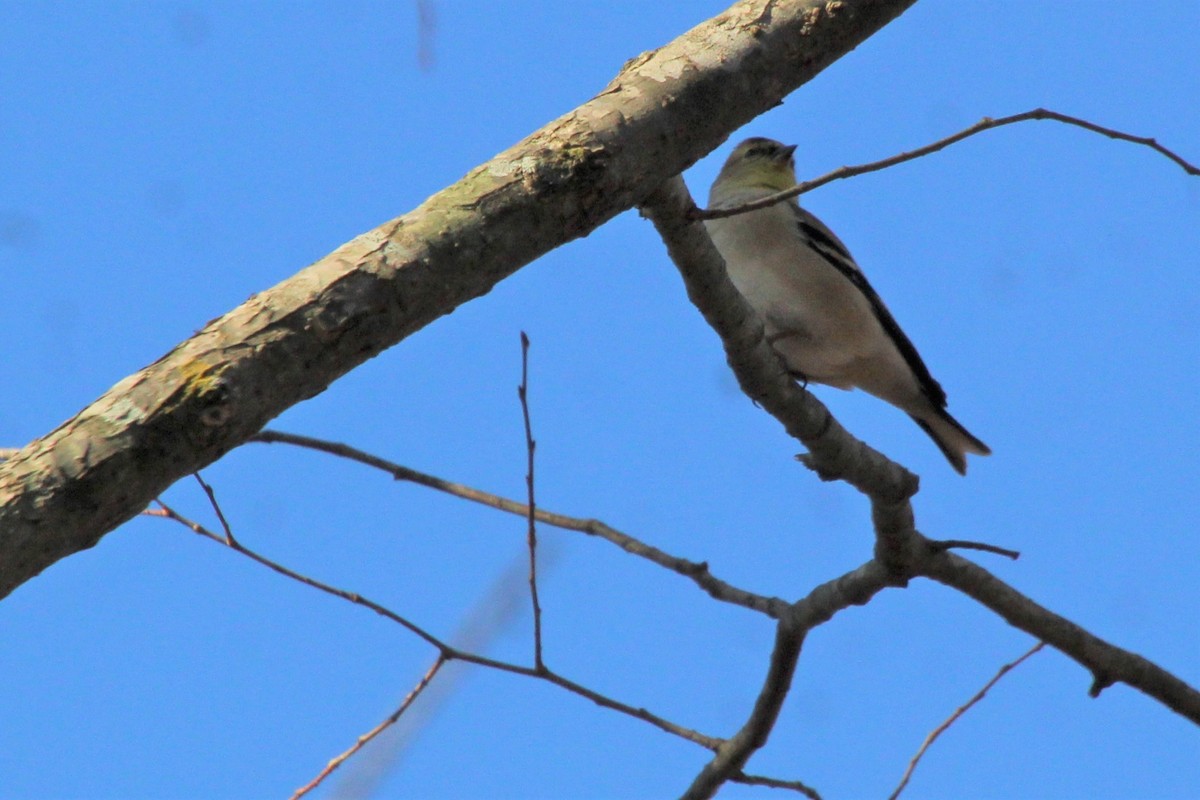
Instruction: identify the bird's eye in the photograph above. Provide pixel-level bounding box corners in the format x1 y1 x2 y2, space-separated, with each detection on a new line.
745 143 777 159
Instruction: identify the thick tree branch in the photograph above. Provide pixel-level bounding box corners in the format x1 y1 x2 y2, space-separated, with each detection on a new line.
0 0 918 600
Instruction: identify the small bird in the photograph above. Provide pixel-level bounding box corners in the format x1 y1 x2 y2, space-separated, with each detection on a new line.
705 137 990 474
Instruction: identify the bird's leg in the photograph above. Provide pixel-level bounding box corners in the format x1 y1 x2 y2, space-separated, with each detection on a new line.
765 330 809 388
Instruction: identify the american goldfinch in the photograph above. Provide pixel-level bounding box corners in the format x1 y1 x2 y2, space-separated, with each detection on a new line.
705 137 990 474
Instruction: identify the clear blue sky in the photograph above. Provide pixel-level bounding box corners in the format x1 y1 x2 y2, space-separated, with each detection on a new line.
2 2 1197 798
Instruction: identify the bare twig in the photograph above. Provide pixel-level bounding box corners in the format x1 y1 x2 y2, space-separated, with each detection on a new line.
192 473 238 545
148 500 451 652
733 772 822 799
291 655 447 800
888 642 1045 800
249 430 787 618
332 546 561 797
517 331 545 670
146 498 721 750
927 538 1020 560
696 108 1200 220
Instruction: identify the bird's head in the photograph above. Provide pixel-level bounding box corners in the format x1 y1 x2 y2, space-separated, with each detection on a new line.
713 137 798 194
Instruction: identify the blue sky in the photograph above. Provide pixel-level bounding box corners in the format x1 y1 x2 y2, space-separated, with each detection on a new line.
2 2 1198 798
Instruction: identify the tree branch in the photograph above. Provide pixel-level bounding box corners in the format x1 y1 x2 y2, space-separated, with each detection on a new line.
517 332 545 670
919 550 1200 725
638 176 921 557
639 171 1200 794
291 654 448 800
249 429 789 617
682 560 893 799
888 642 1045 800
732 772 822 799
0 0 918 601
696 108 1200 220
149 498 724 751
681 617 807 800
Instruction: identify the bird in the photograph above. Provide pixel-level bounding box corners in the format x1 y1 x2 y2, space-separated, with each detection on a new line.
704 136 990 474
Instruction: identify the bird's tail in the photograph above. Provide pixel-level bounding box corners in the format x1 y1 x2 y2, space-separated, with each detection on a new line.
910 408 991 475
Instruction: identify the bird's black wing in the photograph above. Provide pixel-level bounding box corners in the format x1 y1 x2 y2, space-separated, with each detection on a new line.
793 205 948 408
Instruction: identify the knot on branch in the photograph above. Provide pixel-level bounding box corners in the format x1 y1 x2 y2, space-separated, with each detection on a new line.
1089 672 1116 698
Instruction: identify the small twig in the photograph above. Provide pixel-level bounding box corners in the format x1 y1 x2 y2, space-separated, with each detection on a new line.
331 547 561 796
146 498 721 751
927 538 1020 561
538 669 721 750
695 108 1199 220
149 499 451 652
249 430 786 617
291 655 447 800
518 331 544 670
733 772 822 799
889 642 1045 800
192 472 238 545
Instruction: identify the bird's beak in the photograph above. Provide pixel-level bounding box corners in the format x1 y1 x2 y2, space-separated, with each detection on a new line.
779 144 798 162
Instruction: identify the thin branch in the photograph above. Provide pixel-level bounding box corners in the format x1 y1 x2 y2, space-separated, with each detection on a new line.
681 561 894 800
331 546 562 796
145 499 722 750
696 108 1200 220
148 500 451 653
888 642 1045 800
927 538 1020 561
291 654 447 800
192 472 237 545
681 616 807 800
539 669 721 750
919 550 1200 725
249 430 788 618
787 559 894 630
517 331 544 670
732 772 822 799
